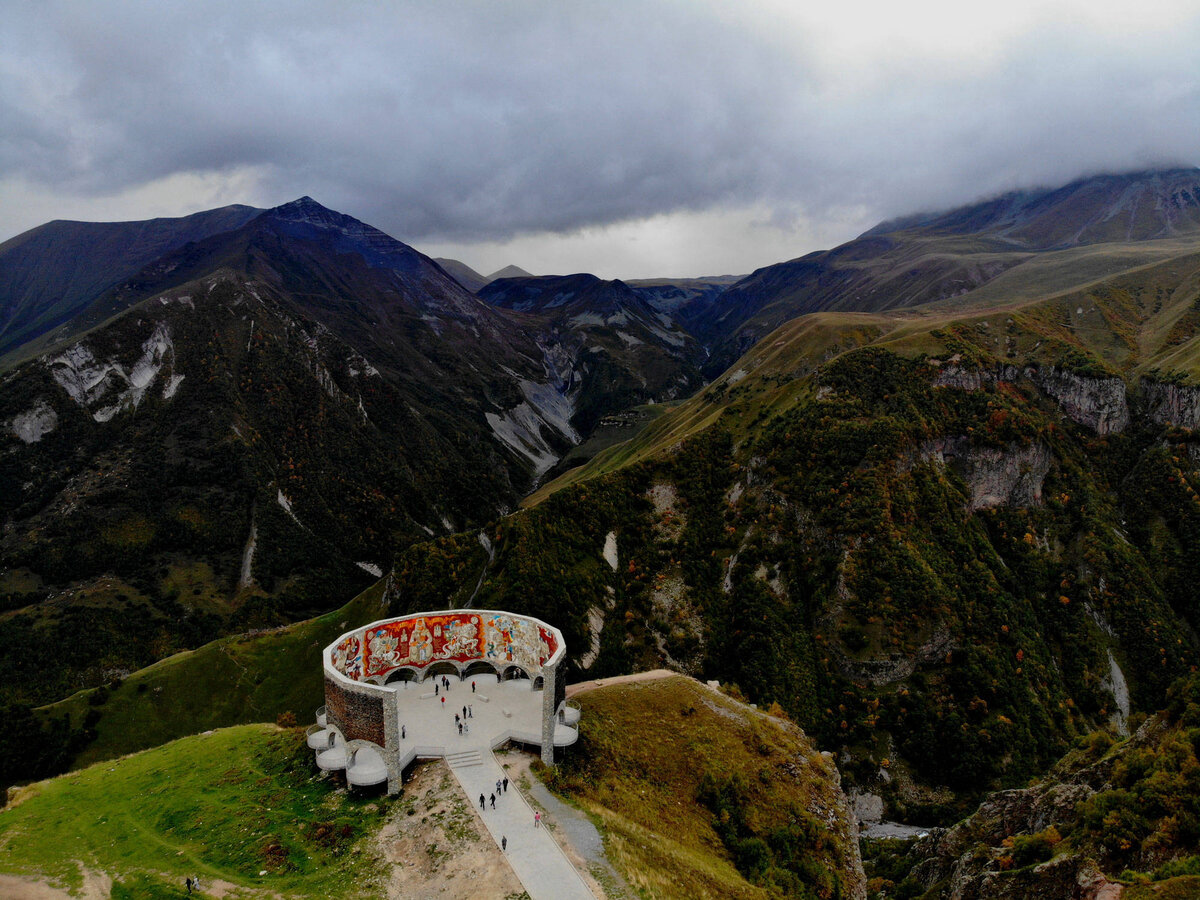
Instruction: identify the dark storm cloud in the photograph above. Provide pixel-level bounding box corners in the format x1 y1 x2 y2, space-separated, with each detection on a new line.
2 1 1198 245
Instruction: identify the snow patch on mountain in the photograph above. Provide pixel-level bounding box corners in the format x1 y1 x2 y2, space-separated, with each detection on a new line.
6 399 57 443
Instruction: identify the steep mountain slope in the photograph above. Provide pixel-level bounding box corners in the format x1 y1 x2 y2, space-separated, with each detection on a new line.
0 199 588 707
697 168 1200 375
880 675 1200 898
384 241 1200 825
480 273 706 434
0 204 262 364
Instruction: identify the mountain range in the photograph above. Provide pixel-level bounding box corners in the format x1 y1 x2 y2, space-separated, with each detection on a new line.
3 166 1200 897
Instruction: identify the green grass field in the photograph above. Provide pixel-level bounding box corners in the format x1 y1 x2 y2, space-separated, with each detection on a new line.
42 580 388 769
0 724 395 898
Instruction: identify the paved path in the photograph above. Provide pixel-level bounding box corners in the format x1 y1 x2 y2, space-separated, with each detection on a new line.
390 674 594 900
446 747 595 900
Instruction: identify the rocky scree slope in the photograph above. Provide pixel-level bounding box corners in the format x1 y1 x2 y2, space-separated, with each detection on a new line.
480 272 707 435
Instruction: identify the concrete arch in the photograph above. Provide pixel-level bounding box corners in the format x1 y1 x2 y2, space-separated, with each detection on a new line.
463 660 500 679
384 667 420 685
501 664 531 683
532 675 545 691
343 738 394 789
424 661 461 682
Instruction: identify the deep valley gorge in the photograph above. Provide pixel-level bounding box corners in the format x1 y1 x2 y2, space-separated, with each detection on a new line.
3 168 1200 899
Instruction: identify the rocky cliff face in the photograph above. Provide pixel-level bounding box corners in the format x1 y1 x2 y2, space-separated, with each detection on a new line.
920 437 1052 511
932 361 1132 434
1141 378 1200 429
1030 367 1130 435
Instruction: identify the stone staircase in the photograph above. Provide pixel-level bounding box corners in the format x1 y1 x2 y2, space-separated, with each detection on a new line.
445 749 483 769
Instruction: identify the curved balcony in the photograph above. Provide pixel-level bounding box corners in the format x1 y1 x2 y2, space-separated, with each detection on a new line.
306 723 335 750
316 733 347 771
559 700 581 726
346 746 388 786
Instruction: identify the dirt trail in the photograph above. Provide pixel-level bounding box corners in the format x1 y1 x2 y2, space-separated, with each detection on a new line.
565 668 675 699
374 759 523 900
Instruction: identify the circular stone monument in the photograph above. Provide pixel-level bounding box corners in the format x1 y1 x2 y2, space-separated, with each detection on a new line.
312 609 575 793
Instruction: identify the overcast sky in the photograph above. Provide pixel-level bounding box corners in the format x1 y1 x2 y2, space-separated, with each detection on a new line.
2 1 1198 278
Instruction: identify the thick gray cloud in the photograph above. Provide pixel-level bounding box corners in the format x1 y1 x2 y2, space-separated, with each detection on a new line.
1 1 1198 274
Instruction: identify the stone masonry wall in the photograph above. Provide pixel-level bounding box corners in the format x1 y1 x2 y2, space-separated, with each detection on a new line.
324 674 386 747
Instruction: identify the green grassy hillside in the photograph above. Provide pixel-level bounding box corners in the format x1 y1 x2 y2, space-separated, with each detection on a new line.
0 724 395 898
0 580 387 793
545 676 863 900
1 676 863 900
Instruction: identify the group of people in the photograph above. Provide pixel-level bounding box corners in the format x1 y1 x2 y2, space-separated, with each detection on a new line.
479 776 510 811
454 703 475 735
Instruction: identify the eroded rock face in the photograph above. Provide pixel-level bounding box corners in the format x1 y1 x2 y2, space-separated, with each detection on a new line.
1028 367 1130 435
1141 379 1200 429
921 438 1052 511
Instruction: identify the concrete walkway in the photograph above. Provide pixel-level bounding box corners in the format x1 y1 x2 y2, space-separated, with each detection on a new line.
447 747 595 900
390 674 594 900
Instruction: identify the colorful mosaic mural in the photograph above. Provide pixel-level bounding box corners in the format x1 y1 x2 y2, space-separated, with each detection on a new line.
330 613 560 681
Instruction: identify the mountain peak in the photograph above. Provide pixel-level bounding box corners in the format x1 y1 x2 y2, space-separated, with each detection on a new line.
265 196 349 228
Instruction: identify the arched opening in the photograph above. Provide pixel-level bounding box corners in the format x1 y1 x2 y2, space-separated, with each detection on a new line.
502 665 530 683
344 739 391 791
424 661 460 682
463 660 499 680
384 668 418 685
532 675 545 691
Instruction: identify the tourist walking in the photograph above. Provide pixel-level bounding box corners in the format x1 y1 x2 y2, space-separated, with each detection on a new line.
471 681 476 693
441 696 446 707
462 705 467 719
503 776 509 793
455 713 460 724
490 793 496 809
457 721 462 735
496 779 502 794
435 683 439 696
534 811 541 827
468 705 473 717
185 876 192 894
480 793 485 809
502 835 507 851
401 724 406 739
